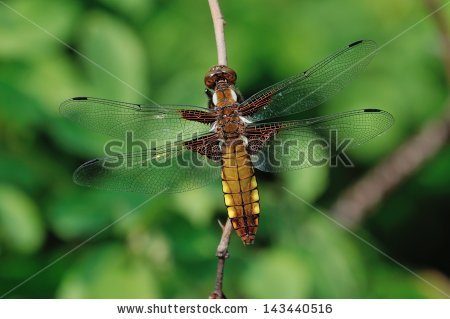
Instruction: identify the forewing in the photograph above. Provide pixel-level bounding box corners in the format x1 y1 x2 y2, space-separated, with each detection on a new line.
246 109 394 172
74 133 222 194
60 97 216 143
240 40 377 121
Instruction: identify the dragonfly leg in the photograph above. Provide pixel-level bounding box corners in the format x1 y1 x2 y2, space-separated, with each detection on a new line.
218 139 226 151
239 135 249 147
210 121 218 132
239 116 252 124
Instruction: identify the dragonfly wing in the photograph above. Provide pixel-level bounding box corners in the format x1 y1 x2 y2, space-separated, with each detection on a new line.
60 97 216 143
74 133 222 194
240 40 377 122
246 109 394 172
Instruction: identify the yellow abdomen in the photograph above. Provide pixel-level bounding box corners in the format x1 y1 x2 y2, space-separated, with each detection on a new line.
221 140 260 245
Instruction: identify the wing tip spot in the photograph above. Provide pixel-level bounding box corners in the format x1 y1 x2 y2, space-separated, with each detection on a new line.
349 40 364 47
72 96 88 101
364 108 381 113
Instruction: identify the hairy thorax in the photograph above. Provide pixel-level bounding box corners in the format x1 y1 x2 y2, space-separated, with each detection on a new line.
215 104 245 141
212 84 246 141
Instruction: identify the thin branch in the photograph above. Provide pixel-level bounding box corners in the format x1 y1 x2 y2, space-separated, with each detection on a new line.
208 0 228 65
331 0 450 226
332 111 450 226
210 219 233 299
207 0 232 299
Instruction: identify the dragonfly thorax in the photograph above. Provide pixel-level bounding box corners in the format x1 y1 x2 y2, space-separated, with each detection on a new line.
212 85 238 107
209 77 246 140
214 104 246 140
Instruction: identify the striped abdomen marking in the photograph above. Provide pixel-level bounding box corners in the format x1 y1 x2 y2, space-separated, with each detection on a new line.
221 140 260 245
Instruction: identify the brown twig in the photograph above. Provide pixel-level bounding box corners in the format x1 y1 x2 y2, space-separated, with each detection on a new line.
332 112 450 226
208 0 228 65
210 219 233 299
331 0 450 226
207 0 233 299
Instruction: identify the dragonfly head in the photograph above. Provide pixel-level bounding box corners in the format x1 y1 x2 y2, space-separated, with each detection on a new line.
204 65 237 89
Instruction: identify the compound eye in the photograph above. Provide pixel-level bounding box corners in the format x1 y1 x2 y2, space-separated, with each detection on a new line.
204 65 237 88
224 69 237 84
204 73 216 89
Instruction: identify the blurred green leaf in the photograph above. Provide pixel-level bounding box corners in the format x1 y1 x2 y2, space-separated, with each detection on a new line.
57 244 160 298
79 11 149 102
0 155 40 192
240 249 312 298
0 185 45 254
369 266 450 298
0 78 47 128
98 0 155 22
47 190 147 240
283 167 328 203
0 0 81 60
301 214 366 297
417 147 450 194
173 186 222 228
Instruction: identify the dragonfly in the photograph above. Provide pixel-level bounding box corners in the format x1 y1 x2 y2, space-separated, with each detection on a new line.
61 40 393 245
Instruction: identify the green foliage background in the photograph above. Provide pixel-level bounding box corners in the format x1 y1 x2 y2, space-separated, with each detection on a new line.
0 0 449 298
